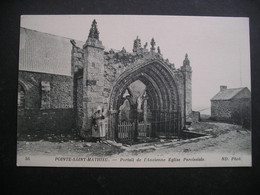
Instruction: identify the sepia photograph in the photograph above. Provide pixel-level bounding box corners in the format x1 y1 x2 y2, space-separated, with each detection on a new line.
17 15 251 167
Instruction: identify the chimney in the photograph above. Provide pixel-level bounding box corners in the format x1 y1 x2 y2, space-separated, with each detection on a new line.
220 85 227 92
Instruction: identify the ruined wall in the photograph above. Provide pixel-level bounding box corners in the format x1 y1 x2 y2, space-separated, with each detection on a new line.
103 49 188 133
72 46 191 136
71 27 191 138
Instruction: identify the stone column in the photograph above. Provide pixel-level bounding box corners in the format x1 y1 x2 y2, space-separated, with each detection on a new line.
109 110 118 140
81 32 105 137
181 54 192 121
143 99 150 137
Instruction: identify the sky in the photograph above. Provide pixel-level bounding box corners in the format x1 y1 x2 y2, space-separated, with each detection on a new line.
20 15 251 113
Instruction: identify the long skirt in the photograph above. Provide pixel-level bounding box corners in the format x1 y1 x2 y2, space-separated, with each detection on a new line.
92 120 106 138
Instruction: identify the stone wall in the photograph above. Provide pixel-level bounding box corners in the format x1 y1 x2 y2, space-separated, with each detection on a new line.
18 71 74 135
103 50 187 136
82 38 105 133
71 45 85 75
211 98 251 127
19 71 73 109
71 33 191 138
230 98 251 128
17 108 74 136
76 77 83 129
211 100 232 120
189 111 200 123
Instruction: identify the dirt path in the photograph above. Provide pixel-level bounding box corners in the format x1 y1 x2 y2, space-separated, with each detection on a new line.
109 122 251 157
17 122 251 157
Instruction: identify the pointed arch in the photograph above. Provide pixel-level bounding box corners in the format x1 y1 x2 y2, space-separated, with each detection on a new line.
108 59 182 140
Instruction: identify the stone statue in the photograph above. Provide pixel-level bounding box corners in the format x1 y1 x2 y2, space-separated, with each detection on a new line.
157 46 161 54
150 38 156 51
121 47 126 53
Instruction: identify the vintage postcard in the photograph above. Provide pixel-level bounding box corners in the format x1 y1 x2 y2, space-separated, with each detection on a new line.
17 15 251 167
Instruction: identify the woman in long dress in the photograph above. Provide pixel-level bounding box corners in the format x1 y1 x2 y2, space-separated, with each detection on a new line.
92 106 106 143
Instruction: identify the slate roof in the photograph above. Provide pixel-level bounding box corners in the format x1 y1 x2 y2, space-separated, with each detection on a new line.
19 27 84 76
211 87 248 101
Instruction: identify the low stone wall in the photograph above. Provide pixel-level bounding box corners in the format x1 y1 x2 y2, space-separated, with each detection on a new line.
189 111 200 123
17 108 74 136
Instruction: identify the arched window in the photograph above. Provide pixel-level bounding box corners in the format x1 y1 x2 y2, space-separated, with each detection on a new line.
18 84 25 109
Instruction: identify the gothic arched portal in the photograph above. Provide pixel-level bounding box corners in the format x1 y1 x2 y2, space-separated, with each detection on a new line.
72 20 192 141
108 59 182 141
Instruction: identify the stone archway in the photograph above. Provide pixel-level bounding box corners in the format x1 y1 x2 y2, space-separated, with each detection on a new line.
71 20 192 140
108 59 181 141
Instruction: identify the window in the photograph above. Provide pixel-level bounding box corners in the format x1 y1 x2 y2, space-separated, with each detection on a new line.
41 81 51 109
18 84 25 109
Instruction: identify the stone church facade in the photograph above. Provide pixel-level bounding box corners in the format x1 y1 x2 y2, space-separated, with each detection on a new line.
18 20 193 141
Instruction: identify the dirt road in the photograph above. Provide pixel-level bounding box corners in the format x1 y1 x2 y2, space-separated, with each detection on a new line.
17 122 251 158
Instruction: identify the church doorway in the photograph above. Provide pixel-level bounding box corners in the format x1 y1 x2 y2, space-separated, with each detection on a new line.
108 60 181 142
116 80 152 142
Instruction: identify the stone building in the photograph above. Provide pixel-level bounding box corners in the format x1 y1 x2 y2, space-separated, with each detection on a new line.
17 28 84 136
18 20 193 141
210 86 251 127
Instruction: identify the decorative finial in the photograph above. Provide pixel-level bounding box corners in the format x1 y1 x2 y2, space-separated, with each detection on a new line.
109 49 115 54
150 38 156 51
121 47 126 53
88 19 99 40
157 46 161 54
144 42 148 49
183 53 190 66
133 36 142 52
